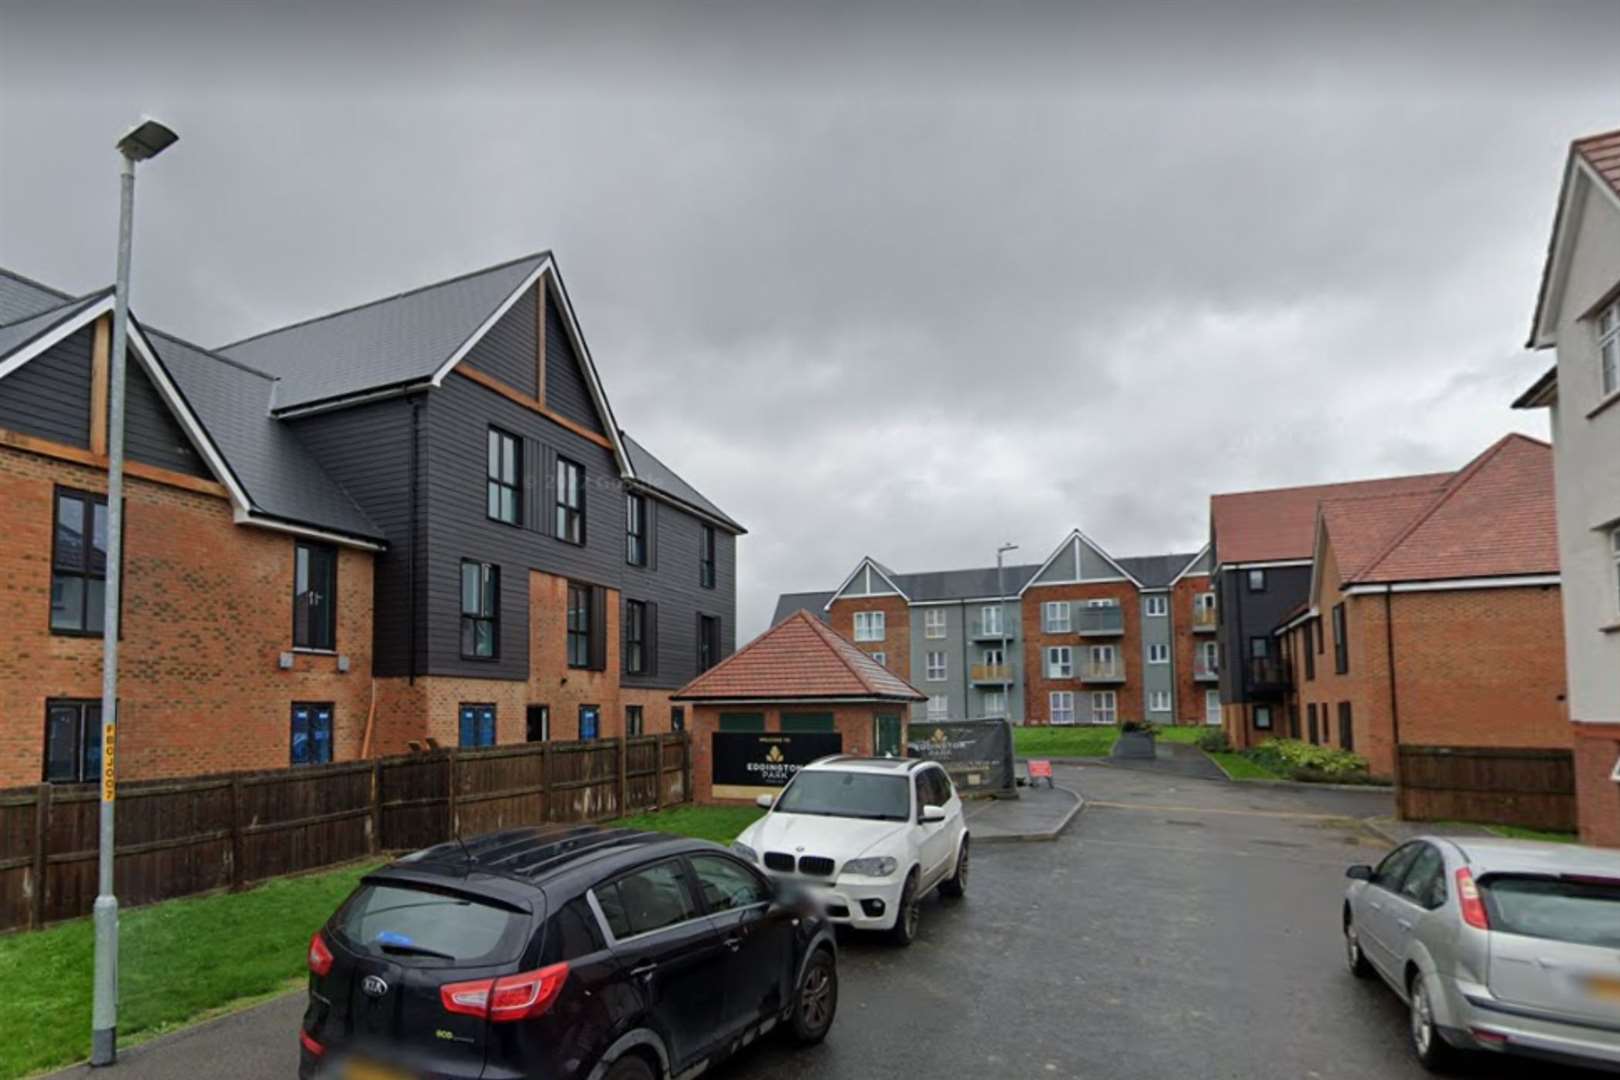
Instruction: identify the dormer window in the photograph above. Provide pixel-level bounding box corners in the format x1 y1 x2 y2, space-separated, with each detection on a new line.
1601 300 1620 398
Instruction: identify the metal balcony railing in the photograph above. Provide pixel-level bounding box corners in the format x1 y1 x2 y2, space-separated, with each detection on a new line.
1075 606 1125 636
1194 656 1219 682
969 617 1014 641
1191 605 1218 632
969 663 1012 685
1080 657 1127 683
1247 657 1291 696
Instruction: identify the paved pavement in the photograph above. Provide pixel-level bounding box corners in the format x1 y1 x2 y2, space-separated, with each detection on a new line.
1100 737 1229 781
49 765 1595 1080
963 782 1082 842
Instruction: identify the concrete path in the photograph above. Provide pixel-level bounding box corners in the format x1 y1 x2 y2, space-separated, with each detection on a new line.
1101 738 1228 781
961 782 1081 842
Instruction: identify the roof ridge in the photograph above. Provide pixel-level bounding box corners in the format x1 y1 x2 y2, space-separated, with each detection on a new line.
681 609 807 688
802 612 886 693
216 250 550 352
1212 469 1452 501
143 324 279 382
0 266 74 303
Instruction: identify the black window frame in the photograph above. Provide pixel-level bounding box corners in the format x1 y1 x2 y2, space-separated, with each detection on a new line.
626 492 647 567
626 704 644 736
699 524 716 589
43 698 102 783
625 598 647 675
1254 705 1273 730
1332 603 1348 674
671 706 685 733
567 582 592 669
554 456 586 546
460 560 500 660
526 704 550 743
290 702 334 766
1307 702 1319 744
50 486 110 637
293 540 339 652
1304 621 1316 680
697 613 721 673
1338 700 1354 751
486 427 522 526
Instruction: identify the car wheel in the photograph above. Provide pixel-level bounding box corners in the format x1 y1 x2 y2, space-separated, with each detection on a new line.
788 948 838 1045
1409 974 1460 1073
939 838 969 899
1343 917 1372 978
885 871 920 947
602 1053 656 1080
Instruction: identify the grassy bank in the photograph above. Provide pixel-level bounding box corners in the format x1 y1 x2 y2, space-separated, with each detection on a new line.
1208 751 1283 780
613 804 764 845
1012 725 1120 758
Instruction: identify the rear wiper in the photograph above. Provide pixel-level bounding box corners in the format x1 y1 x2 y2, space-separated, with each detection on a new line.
378 942 455 960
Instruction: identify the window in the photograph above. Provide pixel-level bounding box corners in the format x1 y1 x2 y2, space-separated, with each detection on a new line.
926 651 947 681
579 704 600 740
1149 690 1171 713
1254 705 1273 730
924 608 947 639
567 583 592 668
697 614 721 673
1399 845 1448 910
458 703 497 748
526 705 549 742
460 561 499 659
294 541 338 651
1194 591 1216 622
554 456 585 544
626 705 644 736
1144 594 1168 617
1249 636 1269 659
982 689 1006 717
671 706 685 733
1304 621 1316 680
982 646 1005 669
1046 646 1073 678
980 604 1003 636
1338 701 1354 751
625 599 647 674
1148 643 1169 665
1199 640 1219 674
1611 528 1620 616
1332 603 1348 674
594 860 697 939
1050 691 1075 724
871 651 886 667
51 488 108 635
1307 703 1319 744
486 428 521 525
1043 601 1071 633
699 524 716 588
1247 568 1266 592
689 854 769 912
853 611 886 641
625 492 647 566
1288 704 1300 738
927 695 949 720
43 700 101 783
1372 843 1422 890
1091 691 1117 725
1601 299 1620 399
290 703 333 765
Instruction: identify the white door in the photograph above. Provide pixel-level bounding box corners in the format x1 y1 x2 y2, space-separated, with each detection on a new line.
1204 690 1221 726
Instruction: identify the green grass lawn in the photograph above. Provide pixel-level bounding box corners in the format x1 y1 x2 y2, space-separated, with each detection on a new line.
613 804 764 845
1152 725 1205 745
1012 725 1119 758
1208 751 1284 781
1484 823 1579 843
0 859 382 1079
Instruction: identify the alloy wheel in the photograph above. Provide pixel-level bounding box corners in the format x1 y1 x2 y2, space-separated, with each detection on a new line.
801 963 833 1029
1411 982 1434 1057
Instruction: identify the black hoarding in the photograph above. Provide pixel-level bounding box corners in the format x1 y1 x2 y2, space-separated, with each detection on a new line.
712 731 843 799
907 719 1016 796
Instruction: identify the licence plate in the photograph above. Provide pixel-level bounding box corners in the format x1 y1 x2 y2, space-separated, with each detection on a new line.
1587 976 1620 1004
344 1062 409 1080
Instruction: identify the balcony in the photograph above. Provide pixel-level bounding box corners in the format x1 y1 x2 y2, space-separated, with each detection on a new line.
1193 657 1219 682
1080 657 1127 683
1075 606 1125 637
1247 657 1291 697
969 617 1014 642
1191 606 1218 633
970 663 1012 686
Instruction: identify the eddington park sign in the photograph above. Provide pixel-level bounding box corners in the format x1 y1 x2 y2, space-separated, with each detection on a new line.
711 731 843 800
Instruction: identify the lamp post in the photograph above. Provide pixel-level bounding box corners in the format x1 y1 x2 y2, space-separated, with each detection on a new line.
995 542 1018 719
91 117 178 1068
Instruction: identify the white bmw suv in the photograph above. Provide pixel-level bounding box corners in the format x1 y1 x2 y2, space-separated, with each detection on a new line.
732 756 969 945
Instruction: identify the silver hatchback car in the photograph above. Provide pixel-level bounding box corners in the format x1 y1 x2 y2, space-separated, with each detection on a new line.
1343 835 1620 1073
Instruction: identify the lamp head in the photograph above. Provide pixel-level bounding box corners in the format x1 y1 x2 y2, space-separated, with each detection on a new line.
117 119 179 162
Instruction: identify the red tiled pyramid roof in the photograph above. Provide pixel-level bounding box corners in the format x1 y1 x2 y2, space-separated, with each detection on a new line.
1575 128 1620 202
1211 471 1452 565
672 610 927 703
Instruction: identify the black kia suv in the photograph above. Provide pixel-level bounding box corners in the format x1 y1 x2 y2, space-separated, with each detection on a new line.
298 825 838 1080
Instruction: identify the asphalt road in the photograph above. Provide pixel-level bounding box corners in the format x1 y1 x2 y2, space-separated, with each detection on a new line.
53 764 1600 1080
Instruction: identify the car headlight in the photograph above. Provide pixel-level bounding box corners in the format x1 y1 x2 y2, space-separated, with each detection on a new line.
731 841 759 864
841 856 898 878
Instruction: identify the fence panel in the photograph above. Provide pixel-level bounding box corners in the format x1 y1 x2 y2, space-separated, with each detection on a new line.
1397 746 1576 831
548 742 621 823
453 746 547 837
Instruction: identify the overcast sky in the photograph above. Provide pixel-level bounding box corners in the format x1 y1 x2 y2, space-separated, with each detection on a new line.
2 1 1615 638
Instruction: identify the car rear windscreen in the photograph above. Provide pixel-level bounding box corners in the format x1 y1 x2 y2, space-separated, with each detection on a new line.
775 771 910 821
337 883 531 965
1484 876 1620 948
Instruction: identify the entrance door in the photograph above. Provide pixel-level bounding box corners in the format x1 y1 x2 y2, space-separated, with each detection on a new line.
874 713 902 757
1204 690 1221 726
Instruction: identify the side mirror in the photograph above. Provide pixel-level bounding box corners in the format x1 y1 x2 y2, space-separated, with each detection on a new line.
755 794 776 810
1345 864 1373 881
921 804 946 823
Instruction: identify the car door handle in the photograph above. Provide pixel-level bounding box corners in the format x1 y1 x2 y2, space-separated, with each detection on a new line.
1397 919 1413 931
723 937 742 952
629 963 658 979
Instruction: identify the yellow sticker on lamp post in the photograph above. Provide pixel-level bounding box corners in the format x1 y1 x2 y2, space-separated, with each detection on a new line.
102 725 116 802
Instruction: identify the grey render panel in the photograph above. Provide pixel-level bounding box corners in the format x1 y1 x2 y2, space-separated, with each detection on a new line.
218 253 548 410
1032 542 1078 584
1216 563 1310 703
544 294 603 435
622 433 744 533
1182 548 1213 576
1078 536 1124 580
0 269 73 324
910 604 968 724
0 324 93 447
123 353 210 478
1140 593 1175 717
464 282 539 399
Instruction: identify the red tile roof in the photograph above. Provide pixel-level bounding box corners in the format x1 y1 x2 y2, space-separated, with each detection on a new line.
1211 471 1452 565
1575 129 1620 201
1339 434 1557 585
1319 490 1443 583
672 610 928 703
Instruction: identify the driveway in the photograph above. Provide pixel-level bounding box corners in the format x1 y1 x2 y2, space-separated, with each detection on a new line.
54 766 1594 1080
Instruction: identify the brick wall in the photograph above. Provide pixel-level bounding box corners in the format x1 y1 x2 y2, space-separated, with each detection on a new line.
1171 573 1214 726
827 594 912 681
0 444 374 786
1572 722 1620 848
1022 581 1141 725
688 703 894 804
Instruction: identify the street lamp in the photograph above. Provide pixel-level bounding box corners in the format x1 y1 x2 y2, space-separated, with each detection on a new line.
91 116 178 1069
995 543 1018 720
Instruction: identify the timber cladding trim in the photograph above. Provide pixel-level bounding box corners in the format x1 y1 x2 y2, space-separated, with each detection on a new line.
0 424 229 499
454 366 614 451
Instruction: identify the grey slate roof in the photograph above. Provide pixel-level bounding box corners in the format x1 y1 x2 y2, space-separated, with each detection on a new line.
772 591 832 625
0 291 107 362
1115 552 1204 588
622 432 745 534
219 252 550 411
145 328 384 542
0 269 73 325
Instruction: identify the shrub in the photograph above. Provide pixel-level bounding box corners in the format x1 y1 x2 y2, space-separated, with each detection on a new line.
1119 719 1157 735
1245 738 1369 781
1196 729 1232 753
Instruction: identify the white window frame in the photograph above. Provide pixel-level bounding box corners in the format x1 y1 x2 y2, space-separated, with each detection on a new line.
1087 598 1118 608
926 650 948 682
1144 594 1168 617
1601 300 1620 399
853 610 885 642
1089 644 1117 666
982 688 1006 718
1043 601 1071 633
981 646 1005 668
1050 691 1075 725
980 604 1002 636
1091 690 1117 725
1148 643 1170 665
1046 645 1073 678
927 694 949 720
871 651 886 667
1149 690 1171 713
1200 640 1219 671
924 608 947 639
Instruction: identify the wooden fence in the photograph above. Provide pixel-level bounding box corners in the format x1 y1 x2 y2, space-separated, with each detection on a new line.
0 734 690 935
1397 746 1576 831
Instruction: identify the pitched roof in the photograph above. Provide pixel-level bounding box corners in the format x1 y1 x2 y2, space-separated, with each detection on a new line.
673 610 927 703
0 291 109 366
1116 552 1205 589
1337 434 1557 585
1575 128 1620 202
0 268 73 324
1318 490 1441 584
772 591 832 625
622 432 745 534
218 252 550 411
1528 127 1620 348
1211 470 1453 565
891 563 1043 602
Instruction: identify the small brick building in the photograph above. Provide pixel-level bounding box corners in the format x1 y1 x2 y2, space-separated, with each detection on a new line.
673 611 926 803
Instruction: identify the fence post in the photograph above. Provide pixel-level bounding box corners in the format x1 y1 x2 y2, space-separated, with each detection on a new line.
683 733 693 805
652 735 663 813
369 759 382 855
617 737 629 819
229 776 245 890
447 749 459 841
541 742 554 824
30 783 50 930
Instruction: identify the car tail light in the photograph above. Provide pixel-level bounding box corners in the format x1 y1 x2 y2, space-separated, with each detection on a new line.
441 963 570 1022
1456 868 1489 929
1470 1028 1508 1047
299 1029 325 1057
307 931 334 977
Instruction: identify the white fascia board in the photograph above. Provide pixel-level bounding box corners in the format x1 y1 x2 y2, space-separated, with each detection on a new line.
1273 607 1318 636
824 557 910 610
1166 544 1212 587
1219 559 1315 571
127 325 255 513
1532 156 1620 349
1342 575 1560 596
1019 531 1080 597
0 294 114 381
1022 576 1130 591
273 382 424 419
671 696 923 706
232 507 385 551
1075 527 1143 587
